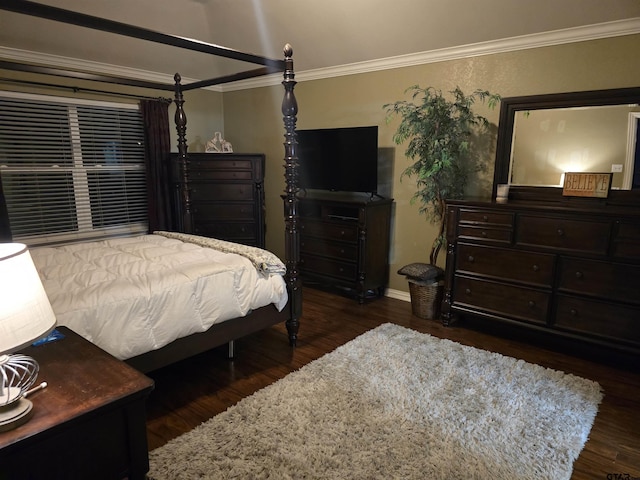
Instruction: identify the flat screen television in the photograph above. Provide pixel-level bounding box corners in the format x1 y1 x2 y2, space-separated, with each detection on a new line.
297 126 378 193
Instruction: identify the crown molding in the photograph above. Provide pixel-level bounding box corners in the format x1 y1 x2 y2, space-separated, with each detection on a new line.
223 17 640 91
2 18 638 93
0 46 222 92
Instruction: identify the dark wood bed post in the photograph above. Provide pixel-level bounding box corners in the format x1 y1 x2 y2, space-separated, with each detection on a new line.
282 44 301 347
174 73 193 234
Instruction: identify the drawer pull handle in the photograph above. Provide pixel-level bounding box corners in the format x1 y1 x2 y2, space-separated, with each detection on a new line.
482 215 488 221
557 228 564 236
340 249 345 254
481 231 487 237
532 264 539 272
570 309 578 316
528 301 536 308
340 231 345 236
468 255 474 262
575 271 583 279
465 288 471 295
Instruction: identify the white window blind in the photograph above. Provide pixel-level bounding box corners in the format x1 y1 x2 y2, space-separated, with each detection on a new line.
0 92 148 246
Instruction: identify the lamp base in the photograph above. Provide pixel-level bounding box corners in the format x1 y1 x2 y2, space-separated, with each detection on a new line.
0 397 33 432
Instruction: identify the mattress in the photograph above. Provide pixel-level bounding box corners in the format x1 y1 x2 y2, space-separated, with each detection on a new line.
31 234 288 360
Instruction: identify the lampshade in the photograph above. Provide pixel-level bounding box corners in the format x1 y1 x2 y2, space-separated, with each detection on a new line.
0 243 56 354
0 243 56 430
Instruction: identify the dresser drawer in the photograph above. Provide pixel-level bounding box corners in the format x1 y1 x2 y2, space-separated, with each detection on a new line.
191 184 255 202
459 209 514 227
558 257 640 304
301 236 358 261
300 220 359 243
555 294 640 347
453 275 550 325
190 169 254 181
456 243 555 287
458 226 512 244
192 203 255 220
515 215 610 255
193 222 256 239
301 255 357 281
191 159 255 172
612 222 640 260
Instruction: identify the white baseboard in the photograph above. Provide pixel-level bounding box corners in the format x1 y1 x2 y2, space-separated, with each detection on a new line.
384 287 411 303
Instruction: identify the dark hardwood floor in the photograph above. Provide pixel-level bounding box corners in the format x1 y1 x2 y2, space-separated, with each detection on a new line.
145 287 640 479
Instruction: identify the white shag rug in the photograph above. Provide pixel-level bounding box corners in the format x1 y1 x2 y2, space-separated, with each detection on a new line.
148 323 603 480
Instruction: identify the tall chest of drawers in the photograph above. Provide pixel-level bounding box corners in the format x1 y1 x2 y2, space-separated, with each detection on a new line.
298 195 393 303
172 153 265 247
442 199 640 356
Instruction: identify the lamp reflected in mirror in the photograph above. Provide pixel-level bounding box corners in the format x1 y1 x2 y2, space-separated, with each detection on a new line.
509 104 639 190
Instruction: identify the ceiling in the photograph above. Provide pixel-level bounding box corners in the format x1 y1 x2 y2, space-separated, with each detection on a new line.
1 0 640 83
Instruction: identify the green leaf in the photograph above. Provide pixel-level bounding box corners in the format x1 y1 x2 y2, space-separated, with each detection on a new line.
384 85 500 264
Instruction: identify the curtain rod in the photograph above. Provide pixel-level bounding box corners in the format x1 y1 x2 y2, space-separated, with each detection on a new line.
0 77 173 103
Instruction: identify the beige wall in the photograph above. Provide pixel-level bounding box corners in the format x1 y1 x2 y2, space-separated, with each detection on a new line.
223 34 640 294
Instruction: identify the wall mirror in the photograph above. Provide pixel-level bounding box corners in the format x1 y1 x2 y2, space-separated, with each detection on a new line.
493 87 640 205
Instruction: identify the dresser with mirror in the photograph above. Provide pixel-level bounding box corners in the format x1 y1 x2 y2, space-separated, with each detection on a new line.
442 87 640 360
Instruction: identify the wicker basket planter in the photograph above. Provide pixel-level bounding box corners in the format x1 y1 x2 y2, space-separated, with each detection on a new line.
408 279 444 320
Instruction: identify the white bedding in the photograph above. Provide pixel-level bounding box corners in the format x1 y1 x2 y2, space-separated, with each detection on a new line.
31 234 288 360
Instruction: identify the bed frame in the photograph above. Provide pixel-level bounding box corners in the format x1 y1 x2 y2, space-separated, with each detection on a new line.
0 0 302 373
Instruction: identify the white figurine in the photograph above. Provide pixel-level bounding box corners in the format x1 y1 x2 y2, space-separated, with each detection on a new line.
221 139 233 152
205 132 232 153
205 132 222 152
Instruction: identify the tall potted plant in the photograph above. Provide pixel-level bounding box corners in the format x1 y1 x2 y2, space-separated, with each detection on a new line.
385 85 500 317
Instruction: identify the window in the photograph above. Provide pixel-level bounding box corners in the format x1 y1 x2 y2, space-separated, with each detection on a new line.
0 92 148 246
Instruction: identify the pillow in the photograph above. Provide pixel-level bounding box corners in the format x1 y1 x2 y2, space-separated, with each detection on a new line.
397 262 444 281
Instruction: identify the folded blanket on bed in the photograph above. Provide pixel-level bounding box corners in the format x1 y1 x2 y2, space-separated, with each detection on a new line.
154 231 287 275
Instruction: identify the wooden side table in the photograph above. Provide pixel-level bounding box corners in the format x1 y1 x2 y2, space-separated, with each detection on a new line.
0 327 154 480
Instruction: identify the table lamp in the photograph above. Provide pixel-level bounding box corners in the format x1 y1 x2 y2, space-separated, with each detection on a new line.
0 243 57 431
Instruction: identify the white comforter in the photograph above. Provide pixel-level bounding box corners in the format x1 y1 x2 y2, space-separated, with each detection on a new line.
31 234 288 360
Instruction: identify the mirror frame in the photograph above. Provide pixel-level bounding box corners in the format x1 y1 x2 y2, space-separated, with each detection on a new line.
492 86 640 206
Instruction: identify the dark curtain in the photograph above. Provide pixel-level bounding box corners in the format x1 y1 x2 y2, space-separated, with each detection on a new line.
141 99 174 232
0 172 12 242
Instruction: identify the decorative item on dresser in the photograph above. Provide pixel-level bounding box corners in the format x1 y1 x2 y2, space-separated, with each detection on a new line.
298 194 393 303
442 87 640 361
171 153 266 248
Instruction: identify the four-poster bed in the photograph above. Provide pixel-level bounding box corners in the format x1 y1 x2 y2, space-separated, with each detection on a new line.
0 0 302 373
